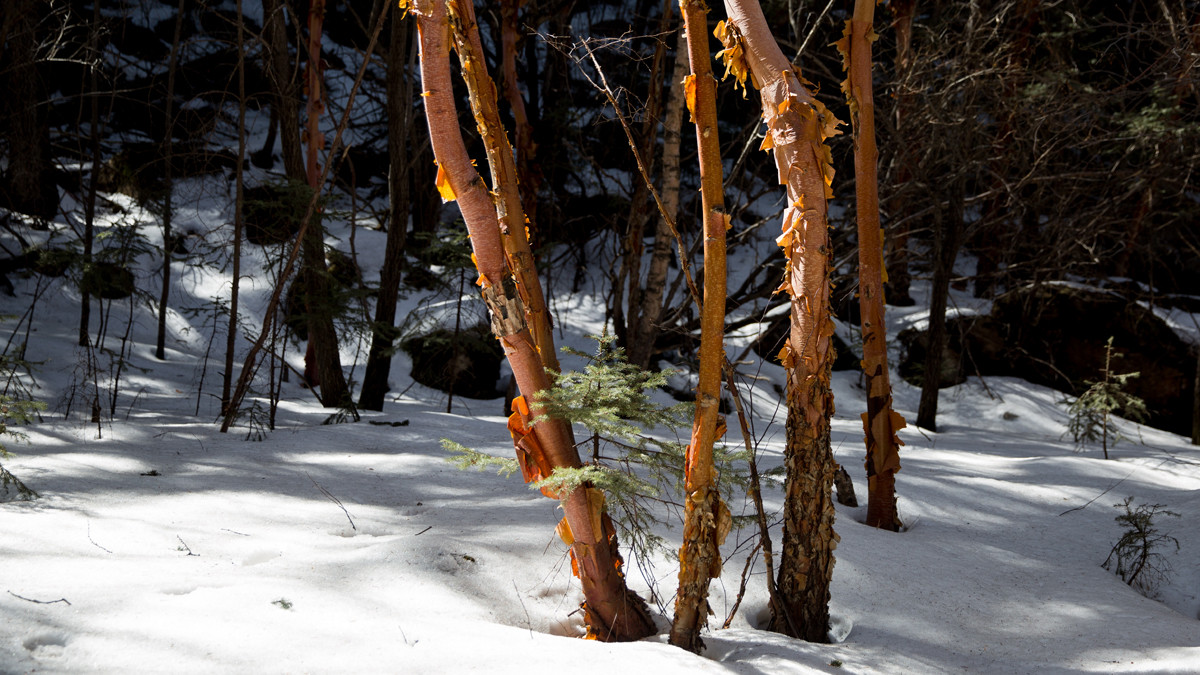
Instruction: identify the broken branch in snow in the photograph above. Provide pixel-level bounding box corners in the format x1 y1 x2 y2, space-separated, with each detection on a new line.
7 591 71 606
307 472 355 531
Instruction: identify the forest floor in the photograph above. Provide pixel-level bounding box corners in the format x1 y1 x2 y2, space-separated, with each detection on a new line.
1 191 1198 672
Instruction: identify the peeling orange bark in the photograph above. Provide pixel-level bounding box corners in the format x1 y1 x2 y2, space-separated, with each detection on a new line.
445 0 559 373
413 0 653 641
836 0 905 531
669 0 731 654
722 0 840 643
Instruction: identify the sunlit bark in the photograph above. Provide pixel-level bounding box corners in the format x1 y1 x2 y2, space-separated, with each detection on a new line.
837 0 905 531
722 0 840 642
414 0 654 641
669 0 731 653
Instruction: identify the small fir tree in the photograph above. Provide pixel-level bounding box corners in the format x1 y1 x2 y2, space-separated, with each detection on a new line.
1102 497 1180 597
446 335 748 604
0 393 45 501
1065 337 1148 459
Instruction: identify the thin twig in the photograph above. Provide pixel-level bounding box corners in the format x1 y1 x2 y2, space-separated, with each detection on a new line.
87 520 112 554
176 536 199 556
1058 467 1138 516
307 472 356 530
7 591 71 606
575 39 701 310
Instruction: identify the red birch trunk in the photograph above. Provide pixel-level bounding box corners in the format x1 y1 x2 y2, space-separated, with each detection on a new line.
837 0 905 531
722 0 841 642
669 0 731 653
413 0 653 641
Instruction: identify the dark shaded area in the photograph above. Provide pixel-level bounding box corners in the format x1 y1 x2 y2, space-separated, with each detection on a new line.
899 285 1195 435
401 325 504 400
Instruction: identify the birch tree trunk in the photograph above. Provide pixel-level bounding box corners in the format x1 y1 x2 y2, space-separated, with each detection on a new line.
669 0 731 653
837 0 905 531
722 0 840 642
445 0 559 373
414 0 653 641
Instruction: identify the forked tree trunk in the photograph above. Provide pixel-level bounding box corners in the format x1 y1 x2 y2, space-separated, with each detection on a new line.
722 0 840 643
669 0 731 653
837 0 905 531
413 0 654 641
302 0 349 407
445 0 559 373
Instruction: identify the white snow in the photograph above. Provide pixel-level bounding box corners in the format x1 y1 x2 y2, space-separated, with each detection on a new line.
2 44 1198 670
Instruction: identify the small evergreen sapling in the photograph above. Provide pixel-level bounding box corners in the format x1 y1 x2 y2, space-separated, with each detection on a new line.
444 336 748 605
0 394 45 501
1064 337 1148 459
1102 497 1180 597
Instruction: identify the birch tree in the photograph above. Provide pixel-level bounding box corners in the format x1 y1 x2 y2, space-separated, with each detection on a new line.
837 0 905 531
410 0 654 641
721 0 841 642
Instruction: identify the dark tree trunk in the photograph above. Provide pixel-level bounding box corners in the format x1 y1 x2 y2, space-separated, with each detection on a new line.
916 206 964 432
223 0 248 414
264 0 306 181
358 10 414 411
301 0 349 408
1 0 57 219
155 0 188 361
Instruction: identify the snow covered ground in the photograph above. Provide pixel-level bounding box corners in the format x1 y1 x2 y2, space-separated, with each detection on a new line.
1 81 1198 670
2 209 1198 674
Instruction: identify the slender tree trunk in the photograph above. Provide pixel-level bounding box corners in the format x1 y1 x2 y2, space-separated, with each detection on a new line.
632 27 690 371
669 0 731 653
414 0 653 641
723 0 840 643
620 0 673 369
883 0 916 306
915 206 963 432
155 0 187 361
499 0 541 248
302 0 349 407
359 12 415 411
838 0 905 531
79 0 102 348
1191 345 1199 446
264 0 306 180
223 0 247 413
446 0 559 374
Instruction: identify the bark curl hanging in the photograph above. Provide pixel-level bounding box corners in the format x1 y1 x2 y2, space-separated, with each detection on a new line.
720 0 841 643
